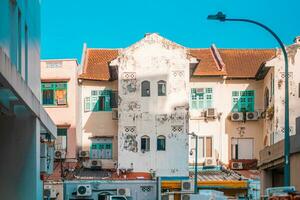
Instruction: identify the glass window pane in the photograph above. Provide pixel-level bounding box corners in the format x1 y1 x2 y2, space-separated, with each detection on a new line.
158 81 166 96
42 90 54 105
157 136 166 151
191 101 197 110
206 88 212 93
142 81 150 97
232 91 239 96
55 89 67 105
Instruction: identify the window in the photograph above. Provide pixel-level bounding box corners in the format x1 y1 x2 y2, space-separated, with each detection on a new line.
191 88 213 110
84 90 114 112
90 138 113 159
264 88 270 109
271 73 275 97
196 136 213 158
141 81 150 97
41 82 67 106
25 24 28 82
141 135 150 152
231 138 254 159
232 90 255 112
55 128 67 151
98 96 105 111
17 9 22 73
157 80 166 96
157 135 166 151
298 83 300 98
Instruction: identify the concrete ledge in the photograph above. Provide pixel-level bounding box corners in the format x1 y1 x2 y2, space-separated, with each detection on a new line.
0 48 56 138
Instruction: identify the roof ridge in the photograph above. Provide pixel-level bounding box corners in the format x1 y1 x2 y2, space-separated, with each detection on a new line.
218 48 276 50
87 48 121 50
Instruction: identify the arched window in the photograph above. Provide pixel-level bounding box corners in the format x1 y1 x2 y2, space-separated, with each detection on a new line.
141 135 150 152
264 87 269 109
157 80 167 96
141 81 150 97
157 135 166 151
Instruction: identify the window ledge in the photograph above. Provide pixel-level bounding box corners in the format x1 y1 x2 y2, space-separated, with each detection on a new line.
43 105 69 108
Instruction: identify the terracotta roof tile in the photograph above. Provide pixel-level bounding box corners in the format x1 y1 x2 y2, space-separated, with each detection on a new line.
218 49 276 78
79 49 119 81
189 49 227 76
79 47 276 80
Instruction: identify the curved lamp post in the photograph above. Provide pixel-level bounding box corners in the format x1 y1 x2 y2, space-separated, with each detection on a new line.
188 132 198 194
207 12 290 186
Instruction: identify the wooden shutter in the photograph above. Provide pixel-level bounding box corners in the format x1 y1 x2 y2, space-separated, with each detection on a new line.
205 137 212 157
99 96 105 111
110 91 118 108
84 97 90 112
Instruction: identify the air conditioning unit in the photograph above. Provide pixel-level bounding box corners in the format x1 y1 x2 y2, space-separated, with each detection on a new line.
196 88 204 93
44 185 57 199
206 108 217 118
90 159 102 169
162 194 174 200
57 98 67 105
181 181 194 192
117 188 131 196
112 109 118 120
246 111 259 121
79 150 89 158
181 194 191 200
54 150 66 160
231 112 244 121
77 184 92 197
204 158 216 166
231 162 243 170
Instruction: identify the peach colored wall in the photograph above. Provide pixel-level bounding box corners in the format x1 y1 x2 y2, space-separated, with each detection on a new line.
79 80 118 160
41 59 78 160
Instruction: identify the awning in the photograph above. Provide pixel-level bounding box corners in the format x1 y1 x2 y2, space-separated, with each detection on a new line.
162 180 248 189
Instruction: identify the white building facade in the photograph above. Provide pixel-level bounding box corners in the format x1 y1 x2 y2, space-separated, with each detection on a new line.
111 34 195 177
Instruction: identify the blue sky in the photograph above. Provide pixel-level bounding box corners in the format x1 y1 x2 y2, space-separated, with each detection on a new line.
41 0 300 61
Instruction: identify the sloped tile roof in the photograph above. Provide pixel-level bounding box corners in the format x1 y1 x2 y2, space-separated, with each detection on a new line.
79 47 276 81
218 49 276 78
190 48 276 78
79 49 118 81
189 49 227 76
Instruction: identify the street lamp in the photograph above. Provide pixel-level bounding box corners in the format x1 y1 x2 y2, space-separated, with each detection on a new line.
207 12 290 186
188 132 198 194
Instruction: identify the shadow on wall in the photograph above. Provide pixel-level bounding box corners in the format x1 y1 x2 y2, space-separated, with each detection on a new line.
224 83 265 161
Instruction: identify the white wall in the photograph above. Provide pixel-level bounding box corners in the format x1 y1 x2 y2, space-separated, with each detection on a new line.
264 43 300 144
189 77 265 164
80 80 118 160
115 33 191 177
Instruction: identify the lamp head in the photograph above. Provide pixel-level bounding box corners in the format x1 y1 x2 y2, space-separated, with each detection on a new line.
207 12 226 21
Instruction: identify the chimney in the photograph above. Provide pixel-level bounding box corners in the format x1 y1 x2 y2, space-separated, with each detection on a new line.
294 36 300 44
